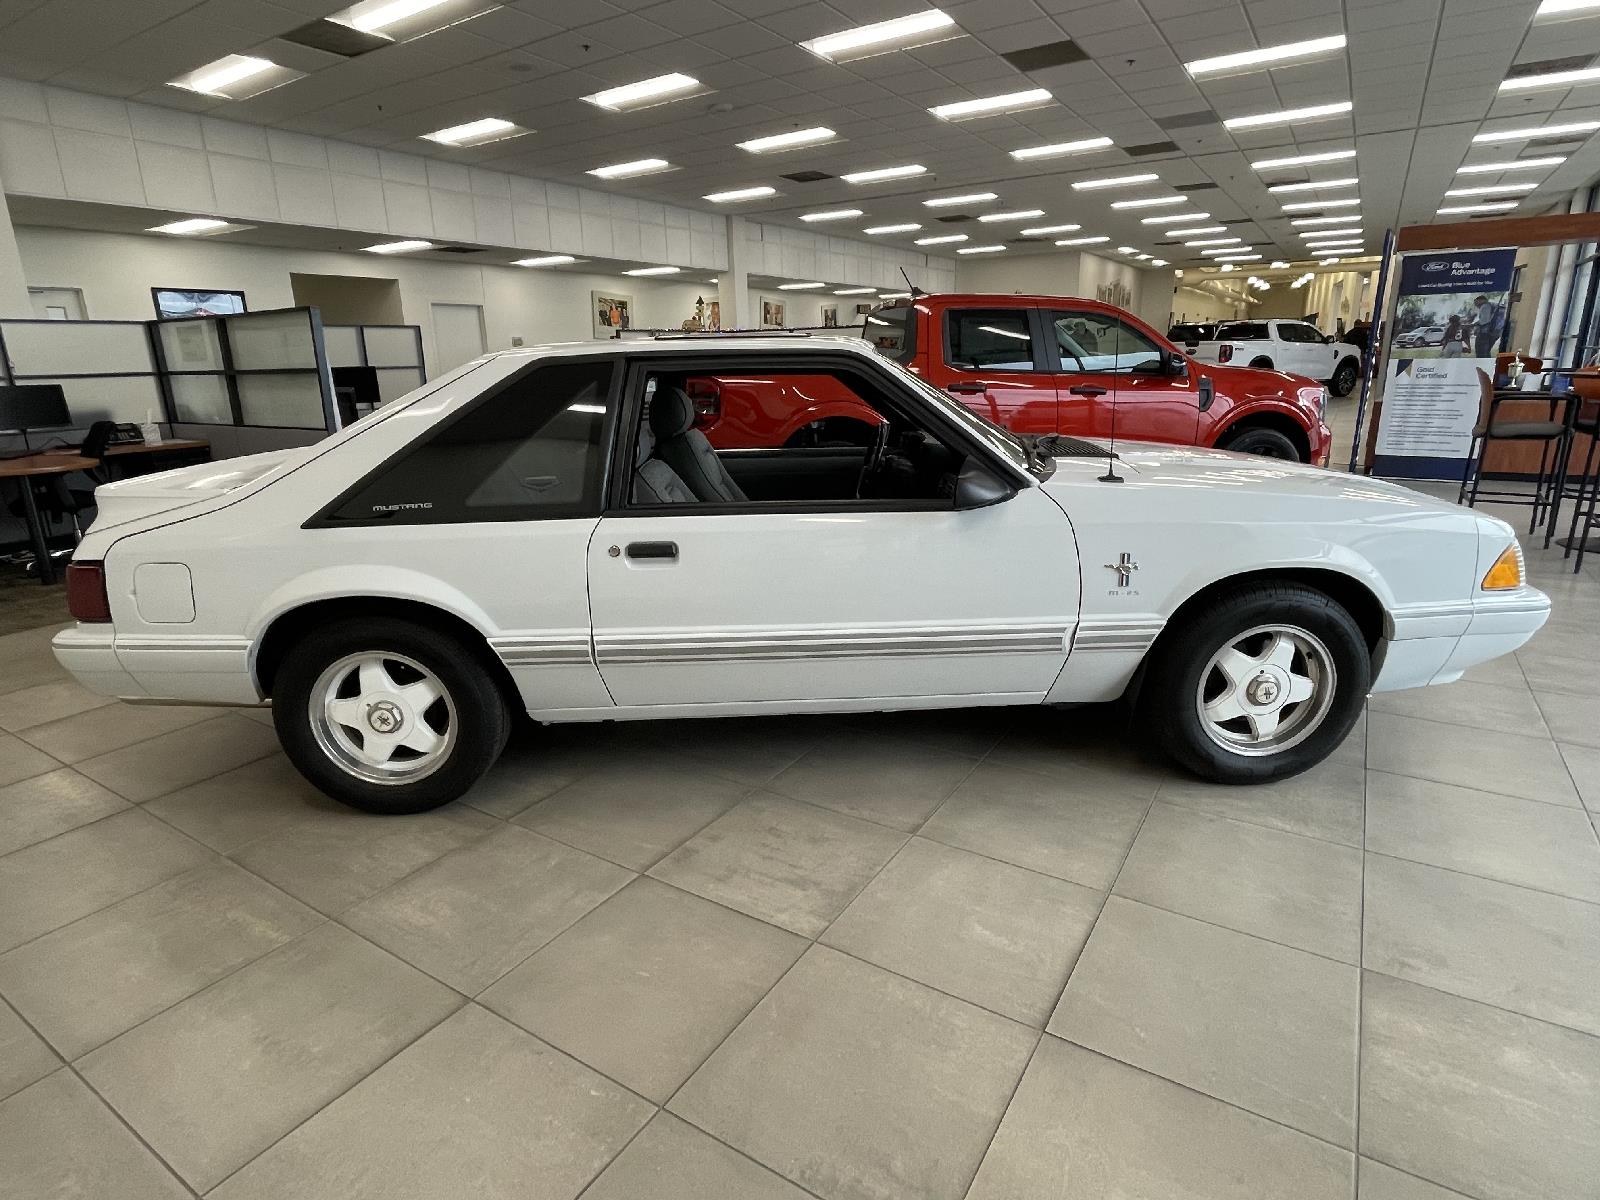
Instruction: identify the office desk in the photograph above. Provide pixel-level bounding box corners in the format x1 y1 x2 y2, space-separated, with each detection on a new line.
0 454 99 585
45 439 211 479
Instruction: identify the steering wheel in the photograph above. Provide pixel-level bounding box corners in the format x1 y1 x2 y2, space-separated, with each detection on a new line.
857 418 892 498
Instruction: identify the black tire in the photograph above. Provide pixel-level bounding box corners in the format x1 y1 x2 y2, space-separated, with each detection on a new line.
1139 583 1369 784
272 616 510 814
1330 357 1361 397
1249 356 1274 369
1218 426 1302 460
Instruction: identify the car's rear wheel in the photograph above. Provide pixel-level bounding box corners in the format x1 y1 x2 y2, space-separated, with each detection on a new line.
1140 582 1368 783
273 617 510 814
1331 357 1361 397
1218 426 1302 460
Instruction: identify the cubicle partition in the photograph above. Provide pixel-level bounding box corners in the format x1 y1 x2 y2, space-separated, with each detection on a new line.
0 318 165 428
152 308 337 432
324 323 428 403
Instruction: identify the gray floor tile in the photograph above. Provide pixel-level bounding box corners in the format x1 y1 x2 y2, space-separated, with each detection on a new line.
666 714 829 784
984 719 1172 796
1363 853 1600 1036
1460 651 1528 687
0 625 71 698
1368 713 1581 806
671 945 1035 1200
342 824 632 993
0 731 56 790
1560 741 1600 812
0 861 321 1059
1532 689 1600 748
16 701 215 765
78 923 459 1192
966 1037 1354 1200
919 761 1150 889
1369 678 1550 739
1113 802 1364 963
1048 896 1359 1147
514 757 752 870
74 713 281 803
1359 1158 1478 1199
0 1070 189 1200
208 1004 651 1200
0 677 114 733
228 799 498 914
821 836 1101 1025
1360 973 1600 1200
463 723 659 819
1517 643 1600 697
1156 755 1366 846
144 753 337 854
0 1001 56 1102
482 876 804 1102
767 733 977 831
1366 770 1600 902
0 809 214 953
0 767 128 857
835 706 1012 759
648 793 906 937
583 1112 814 1200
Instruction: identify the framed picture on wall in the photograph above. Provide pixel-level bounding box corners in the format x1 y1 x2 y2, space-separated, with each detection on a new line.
821 304 839 327
152 288 247 319
761 298 786 327
855 303 874 316
592 292 633 339
708 300 721 330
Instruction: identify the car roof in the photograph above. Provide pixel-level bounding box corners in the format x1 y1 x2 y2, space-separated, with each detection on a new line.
480 332 882 362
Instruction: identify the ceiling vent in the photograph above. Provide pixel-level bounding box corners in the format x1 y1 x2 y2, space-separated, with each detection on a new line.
935 214 975 223
1157 110 1221 131
1221 217 1254 225
432 245 481 254
1125 140 1180 157
1001 39 1089 72
780 170 833 183
1505 53 1597 79
1176 182 1218 192
1010 237 1045 244
279 19 390 57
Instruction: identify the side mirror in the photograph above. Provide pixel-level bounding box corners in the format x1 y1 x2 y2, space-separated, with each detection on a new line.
954 458 1016 509
1167 352 1189 375
1324 334 1335 344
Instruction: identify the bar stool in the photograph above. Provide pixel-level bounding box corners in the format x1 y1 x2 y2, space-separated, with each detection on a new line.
1457 372 1580 548
1562 397 1600 571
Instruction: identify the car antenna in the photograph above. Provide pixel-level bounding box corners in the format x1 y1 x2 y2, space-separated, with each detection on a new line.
898 267 925 298
1099 313 1125 483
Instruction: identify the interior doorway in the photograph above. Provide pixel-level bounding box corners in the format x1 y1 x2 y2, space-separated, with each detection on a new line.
430 303 487 373
28 287 85 320
289 273 403 325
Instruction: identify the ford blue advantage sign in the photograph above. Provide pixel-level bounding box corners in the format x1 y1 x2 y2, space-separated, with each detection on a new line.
1397 251 1517 297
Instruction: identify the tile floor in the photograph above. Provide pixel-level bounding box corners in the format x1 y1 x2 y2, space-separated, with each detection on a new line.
0 495 1597 1200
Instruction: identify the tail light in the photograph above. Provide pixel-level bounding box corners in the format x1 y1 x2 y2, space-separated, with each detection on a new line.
66 561 112 622
1218 344 1234 363
686 378 722 429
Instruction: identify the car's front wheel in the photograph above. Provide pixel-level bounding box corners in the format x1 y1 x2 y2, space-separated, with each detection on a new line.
1140 582 1369 783
273 617 510 814
1331 357 1361 397
1218 426 1302 460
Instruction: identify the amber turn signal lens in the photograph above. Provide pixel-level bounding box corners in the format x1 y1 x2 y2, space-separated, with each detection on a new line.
1481 545 1523 591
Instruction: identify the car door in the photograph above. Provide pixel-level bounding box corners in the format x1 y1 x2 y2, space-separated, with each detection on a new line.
586 354 1080 708
937 307 1058 435
1282 323 1329 378
1048 306 1200 446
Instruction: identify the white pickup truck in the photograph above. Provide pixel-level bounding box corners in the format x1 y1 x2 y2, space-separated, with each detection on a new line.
1191 319 1365 397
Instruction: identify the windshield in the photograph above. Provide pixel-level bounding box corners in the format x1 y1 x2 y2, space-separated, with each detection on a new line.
877 356 1039 478
862 305 913 363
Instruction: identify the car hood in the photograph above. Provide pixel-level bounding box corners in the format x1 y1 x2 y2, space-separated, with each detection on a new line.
90 447 311 530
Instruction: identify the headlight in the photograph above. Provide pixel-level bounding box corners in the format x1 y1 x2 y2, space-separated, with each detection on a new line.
1482 543 1524 590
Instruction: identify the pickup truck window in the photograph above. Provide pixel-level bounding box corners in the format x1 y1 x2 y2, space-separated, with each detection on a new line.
946 310 1040 371
1052 310 1165 374
1217 322 1270 340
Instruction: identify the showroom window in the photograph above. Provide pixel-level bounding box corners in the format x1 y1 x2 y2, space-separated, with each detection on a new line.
1052 310 1165 374
319 359 617 525
946 310 1040 371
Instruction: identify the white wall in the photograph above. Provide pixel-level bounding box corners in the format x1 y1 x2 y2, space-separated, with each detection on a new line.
954 248 1168 328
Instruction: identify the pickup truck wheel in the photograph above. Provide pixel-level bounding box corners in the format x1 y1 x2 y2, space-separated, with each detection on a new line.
273 617 510 814
1218 426 1301 460
1331 358 1361 397
1140 583 1369 784
1249 356 1274 369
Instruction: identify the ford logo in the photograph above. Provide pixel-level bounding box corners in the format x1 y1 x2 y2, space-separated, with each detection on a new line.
1422 262 1447 273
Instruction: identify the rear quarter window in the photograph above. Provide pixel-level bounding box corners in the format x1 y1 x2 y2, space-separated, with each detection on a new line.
1217 322 1270 340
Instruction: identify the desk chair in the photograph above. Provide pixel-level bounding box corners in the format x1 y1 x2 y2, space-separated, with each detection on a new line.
1562 397 1600 571
1457 370 1579 548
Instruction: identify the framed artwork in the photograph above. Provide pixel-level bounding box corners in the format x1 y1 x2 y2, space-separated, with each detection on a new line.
592 291 633 339
708 300 721 330
152 288 247 320
855 304 874 316
761 298 786 327
821 304 839 327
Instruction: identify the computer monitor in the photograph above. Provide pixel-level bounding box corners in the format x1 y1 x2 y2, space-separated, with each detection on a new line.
331 366 380 425
0 384 72 447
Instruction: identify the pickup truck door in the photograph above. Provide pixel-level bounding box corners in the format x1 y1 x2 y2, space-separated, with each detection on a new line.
1282 323 1331 379
934 307 1058 435
1048 307 1200 445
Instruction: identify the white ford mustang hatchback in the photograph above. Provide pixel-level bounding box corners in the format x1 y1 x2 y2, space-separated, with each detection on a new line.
54 334 1548 814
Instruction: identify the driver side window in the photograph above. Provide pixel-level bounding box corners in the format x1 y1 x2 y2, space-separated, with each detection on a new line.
1052 310 1164 374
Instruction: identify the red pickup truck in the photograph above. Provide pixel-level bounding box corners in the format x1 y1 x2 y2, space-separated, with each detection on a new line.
697 293 1333 464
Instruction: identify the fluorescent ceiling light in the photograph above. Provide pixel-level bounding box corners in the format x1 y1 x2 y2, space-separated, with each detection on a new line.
924 192 997 207
1185 237 1241 246
1250 148 1357 170
1319 257 1342 265
916 234 968 244
929 88 1051 120
167 54 297 99
1444 183 1537 196
1291 214 1361 226
1537 0 1600 14
777 282 824 290
1500 66 1600 92
333 0 450 33
1055 235 1110 246
1215 253 1264 261
976 209 1045 222
147 218 230 236
1116 246 1139 254
624 266 681 276
1437 202 1519 214
834 287 877 295
1185 34 1347 77
1071 172 1158 190
1019 223 1081 236
421 117 524 147
1224 100 1352 130
1301 228 1363 237
362 240 433 254
800 9 957 62
588 158 671 179
1271 260 1289 268
863 223 921 234
1473 120 1600 143
1203 246 1252 255
1281 197 1361 211
1152 259 1169 267
1135 253 1153 260
1110 195 1187 209
1166 225 1226 235
1010 136 1114 161
799 208 863 222
1305 240 1362 248
1141 211 1207 224
841 164 927 183
736 126 837 153
512 255 577 267
703 185 777 202
879 292 911 300
583 73 700 111
957 244 1006 254
1457 157 1566 173
1267 177 1358 193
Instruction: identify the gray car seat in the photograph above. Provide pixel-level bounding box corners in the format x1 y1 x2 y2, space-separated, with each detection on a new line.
649 386 747 502
632 414 697 504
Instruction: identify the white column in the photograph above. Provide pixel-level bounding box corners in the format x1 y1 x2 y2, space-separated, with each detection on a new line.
0 172 30 317
721 215 752 329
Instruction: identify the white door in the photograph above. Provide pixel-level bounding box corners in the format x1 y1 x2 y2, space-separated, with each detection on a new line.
587 488 1079 708
28 287 85 319
430 303 486 374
